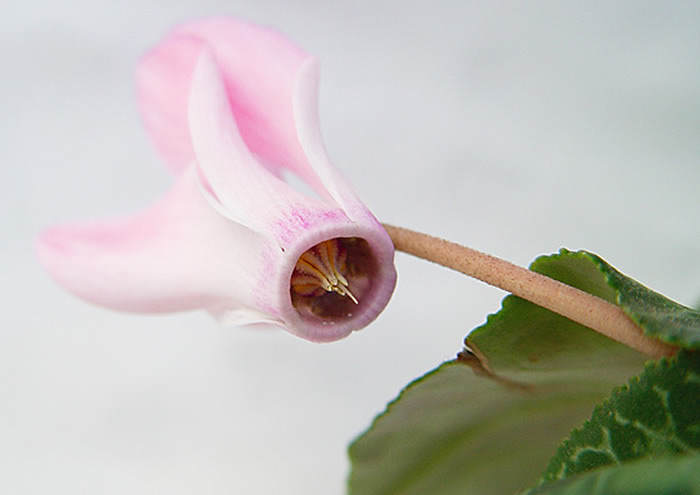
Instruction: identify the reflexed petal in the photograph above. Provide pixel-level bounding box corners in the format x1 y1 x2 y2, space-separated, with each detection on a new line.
136 34 203 172
36 166 273 316
177 18 311 179
137 18 384 225
136 18 324 191
291 58 378 223
187 50 349 246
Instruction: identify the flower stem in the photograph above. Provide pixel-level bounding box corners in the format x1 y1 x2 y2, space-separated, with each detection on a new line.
383 224 677 359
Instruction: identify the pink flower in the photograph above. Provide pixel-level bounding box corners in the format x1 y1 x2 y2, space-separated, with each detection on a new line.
36 18 397 342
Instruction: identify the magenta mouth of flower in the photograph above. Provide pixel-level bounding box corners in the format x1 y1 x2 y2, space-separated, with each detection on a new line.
290 237 375 321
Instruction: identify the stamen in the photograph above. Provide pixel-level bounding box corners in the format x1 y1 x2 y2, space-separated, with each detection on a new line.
295 258 333 291
291 239 359 305
315 242 338 285
324 240 349 287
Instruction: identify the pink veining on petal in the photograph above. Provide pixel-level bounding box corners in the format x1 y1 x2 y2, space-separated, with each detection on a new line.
272 207 348 247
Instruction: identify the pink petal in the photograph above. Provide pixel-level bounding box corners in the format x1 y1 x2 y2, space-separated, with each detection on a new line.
136 17 384 225
36 166 272 316
136 34 203 171
291 59 377 223
187 50 349 246
137 17 323 190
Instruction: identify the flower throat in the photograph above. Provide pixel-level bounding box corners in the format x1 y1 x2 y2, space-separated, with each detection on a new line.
290 237 376 321
291 240 358 303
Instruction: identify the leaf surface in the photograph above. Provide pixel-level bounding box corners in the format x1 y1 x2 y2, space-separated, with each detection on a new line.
526 455 700 495
348 250 700 495
534 351 699 487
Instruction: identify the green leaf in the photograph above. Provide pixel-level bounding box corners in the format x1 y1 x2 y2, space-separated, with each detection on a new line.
535 350 699 487
467 250 700 370
348 249 699 495
464 251 647 383
347 357 639 495
583 251 700 348
525 455 700 495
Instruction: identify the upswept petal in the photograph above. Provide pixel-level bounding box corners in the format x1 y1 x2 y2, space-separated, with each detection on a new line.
291 58 379 224
138 17 394 250
36 166 273 317
187 50 343 242
136 34 204 171
136 18 321 188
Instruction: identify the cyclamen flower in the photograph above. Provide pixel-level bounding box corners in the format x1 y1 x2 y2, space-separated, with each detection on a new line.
36 18 397 342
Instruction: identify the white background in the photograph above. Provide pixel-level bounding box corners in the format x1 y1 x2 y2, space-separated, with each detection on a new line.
2 1 699 493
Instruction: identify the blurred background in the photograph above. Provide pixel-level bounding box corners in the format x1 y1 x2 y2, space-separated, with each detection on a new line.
2 1 699 493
